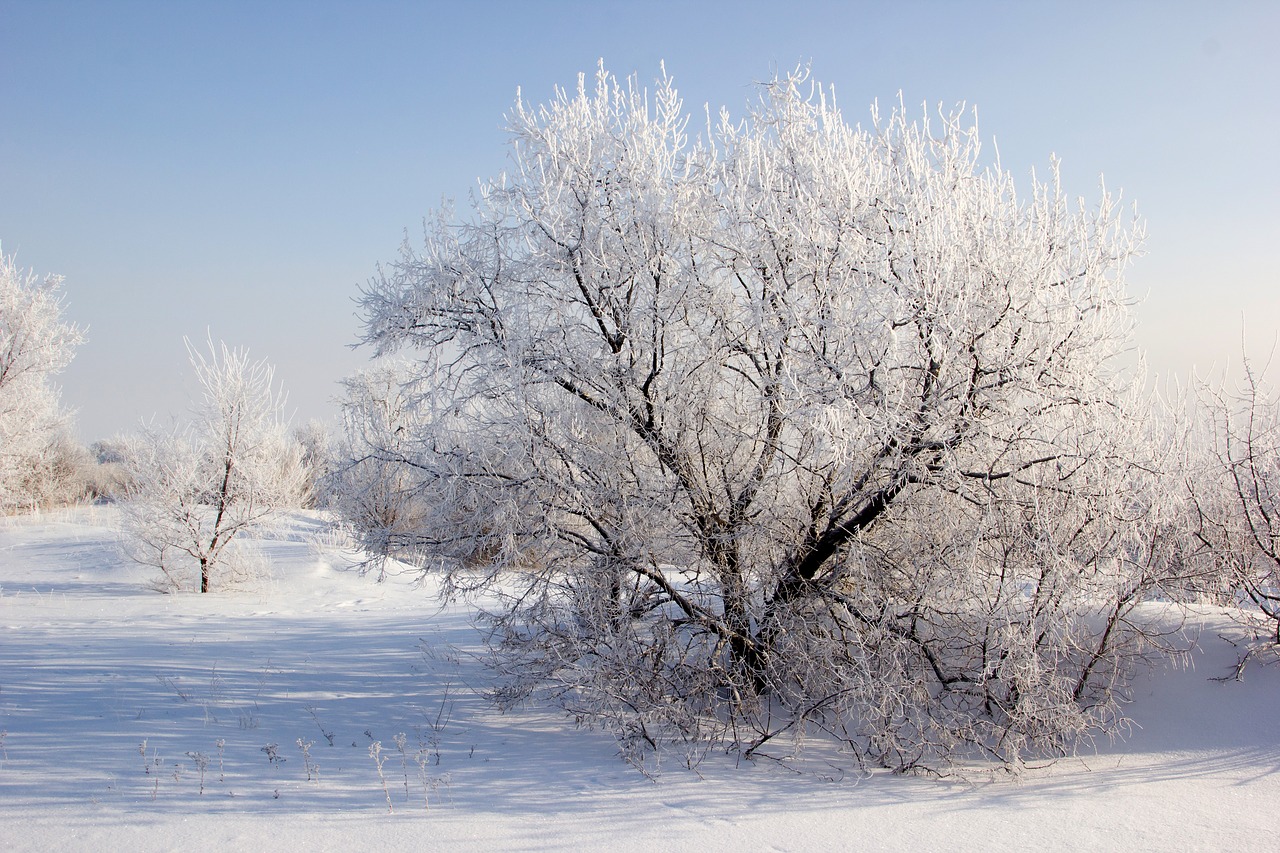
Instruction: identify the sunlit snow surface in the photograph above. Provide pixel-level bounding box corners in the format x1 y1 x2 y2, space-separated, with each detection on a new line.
1 507 1277 851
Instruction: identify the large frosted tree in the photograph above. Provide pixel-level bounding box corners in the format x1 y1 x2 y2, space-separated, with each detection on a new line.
0 249 85 510
358 66 1182 771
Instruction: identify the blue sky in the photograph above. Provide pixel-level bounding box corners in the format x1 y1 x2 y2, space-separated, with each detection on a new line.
2 0 1277 440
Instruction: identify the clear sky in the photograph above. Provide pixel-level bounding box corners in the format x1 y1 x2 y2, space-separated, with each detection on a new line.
2 0 1277 441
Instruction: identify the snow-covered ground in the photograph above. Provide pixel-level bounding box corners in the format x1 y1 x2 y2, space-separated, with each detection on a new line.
1 507 1277 851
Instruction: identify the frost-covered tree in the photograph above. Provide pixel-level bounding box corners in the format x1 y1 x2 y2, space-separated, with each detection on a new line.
120 340 305 592
359 66 1182 771
1188 361 1280 653
0 249 85 510
327 360 445 576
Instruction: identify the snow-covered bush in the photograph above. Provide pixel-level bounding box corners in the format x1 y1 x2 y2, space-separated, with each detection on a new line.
13 429 97 508
291 419 334 510
0 248 85 511
357 65 1187 772
119 339 305 592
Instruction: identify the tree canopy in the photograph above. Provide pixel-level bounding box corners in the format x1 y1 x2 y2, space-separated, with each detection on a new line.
357 66 1180 772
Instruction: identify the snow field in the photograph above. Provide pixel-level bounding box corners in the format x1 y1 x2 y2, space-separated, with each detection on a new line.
0 507 1277 851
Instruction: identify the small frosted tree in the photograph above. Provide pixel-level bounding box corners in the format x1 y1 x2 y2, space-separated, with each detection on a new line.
121 340 304 592
1188 360 1280 653
0 248 85 510
359 65 1183 771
